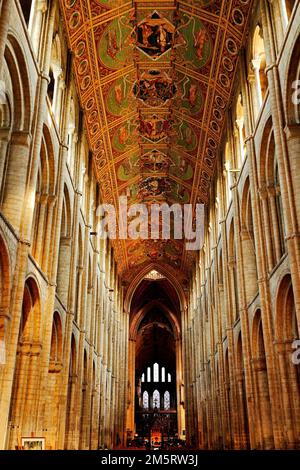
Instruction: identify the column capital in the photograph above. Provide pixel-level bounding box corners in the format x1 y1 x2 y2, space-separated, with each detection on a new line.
39 193 49 205
36 0 48 13
48 194 57 206
240 228 251 241
251 356 266 371
236 117 244 130
284 123 300 140
251 58 261 71
52 63 63 80
247 71 256 85
10 130 32 147
258 185 268 200
59 77 66 91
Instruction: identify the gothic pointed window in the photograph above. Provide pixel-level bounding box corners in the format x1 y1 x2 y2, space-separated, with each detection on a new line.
161 367 165 382
164 391 170 410
168 373 171 383
143 391 149 409
153 390 160 409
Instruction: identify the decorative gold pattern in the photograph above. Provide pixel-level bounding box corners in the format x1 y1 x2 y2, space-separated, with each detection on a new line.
60 0 254 280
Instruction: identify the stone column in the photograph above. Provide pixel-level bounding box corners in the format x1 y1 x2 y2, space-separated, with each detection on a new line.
0 0 12 77
252 357 274 449
1 131 32 232
267 184 283 263
236 371 250 449
126 338 136 440
275 340 300 448
258 186 275 271
42 194 57 274
34 193 48 264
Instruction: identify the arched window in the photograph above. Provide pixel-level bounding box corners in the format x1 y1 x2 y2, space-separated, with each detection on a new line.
153 362 159 382
161 367 165 382
143 391 149 409
48 34 64 124
164 391 170 410
168 373 171 383
49 312 63 373
147 366 151 382
251 26 268 119
235 94 246 164
141 373 145 382
153 390 160 409
225 142 233 206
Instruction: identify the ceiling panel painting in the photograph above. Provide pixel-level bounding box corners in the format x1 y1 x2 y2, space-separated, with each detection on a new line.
60 0 254 283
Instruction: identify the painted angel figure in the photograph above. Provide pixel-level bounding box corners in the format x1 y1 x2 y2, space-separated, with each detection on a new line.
106 30 119 59
194 29 207 60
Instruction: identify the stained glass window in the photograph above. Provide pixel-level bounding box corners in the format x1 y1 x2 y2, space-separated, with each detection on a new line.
164 391 170 410
153 390 160 409
143 391 149 409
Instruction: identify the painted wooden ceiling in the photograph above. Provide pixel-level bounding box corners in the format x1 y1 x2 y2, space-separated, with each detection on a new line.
60 0 253 283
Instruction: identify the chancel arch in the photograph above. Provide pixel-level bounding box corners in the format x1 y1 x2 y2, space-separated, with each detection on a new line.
127 267 185 446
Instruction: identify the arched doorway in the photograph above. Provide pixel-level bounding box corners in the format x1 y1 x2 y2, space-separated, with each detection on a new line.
126 269 185 448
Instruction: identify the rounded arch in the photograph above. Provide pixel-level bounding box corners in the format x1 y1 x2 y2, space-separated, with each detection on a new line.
224 347 230 382
275 273 298 340
49 311 63 369
236 331 244 372
285 32 300 124
51 33 62 68
70 333 77 376
258 116 274 186
241 177 252 229
252 309 265 358
4 33 31 132
21 276 41 343
228 218 235 259
41 124 56 195
252 25 266 62
83 348 88 383
124 263 187 314
0 89 11 129
61 184 72 238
